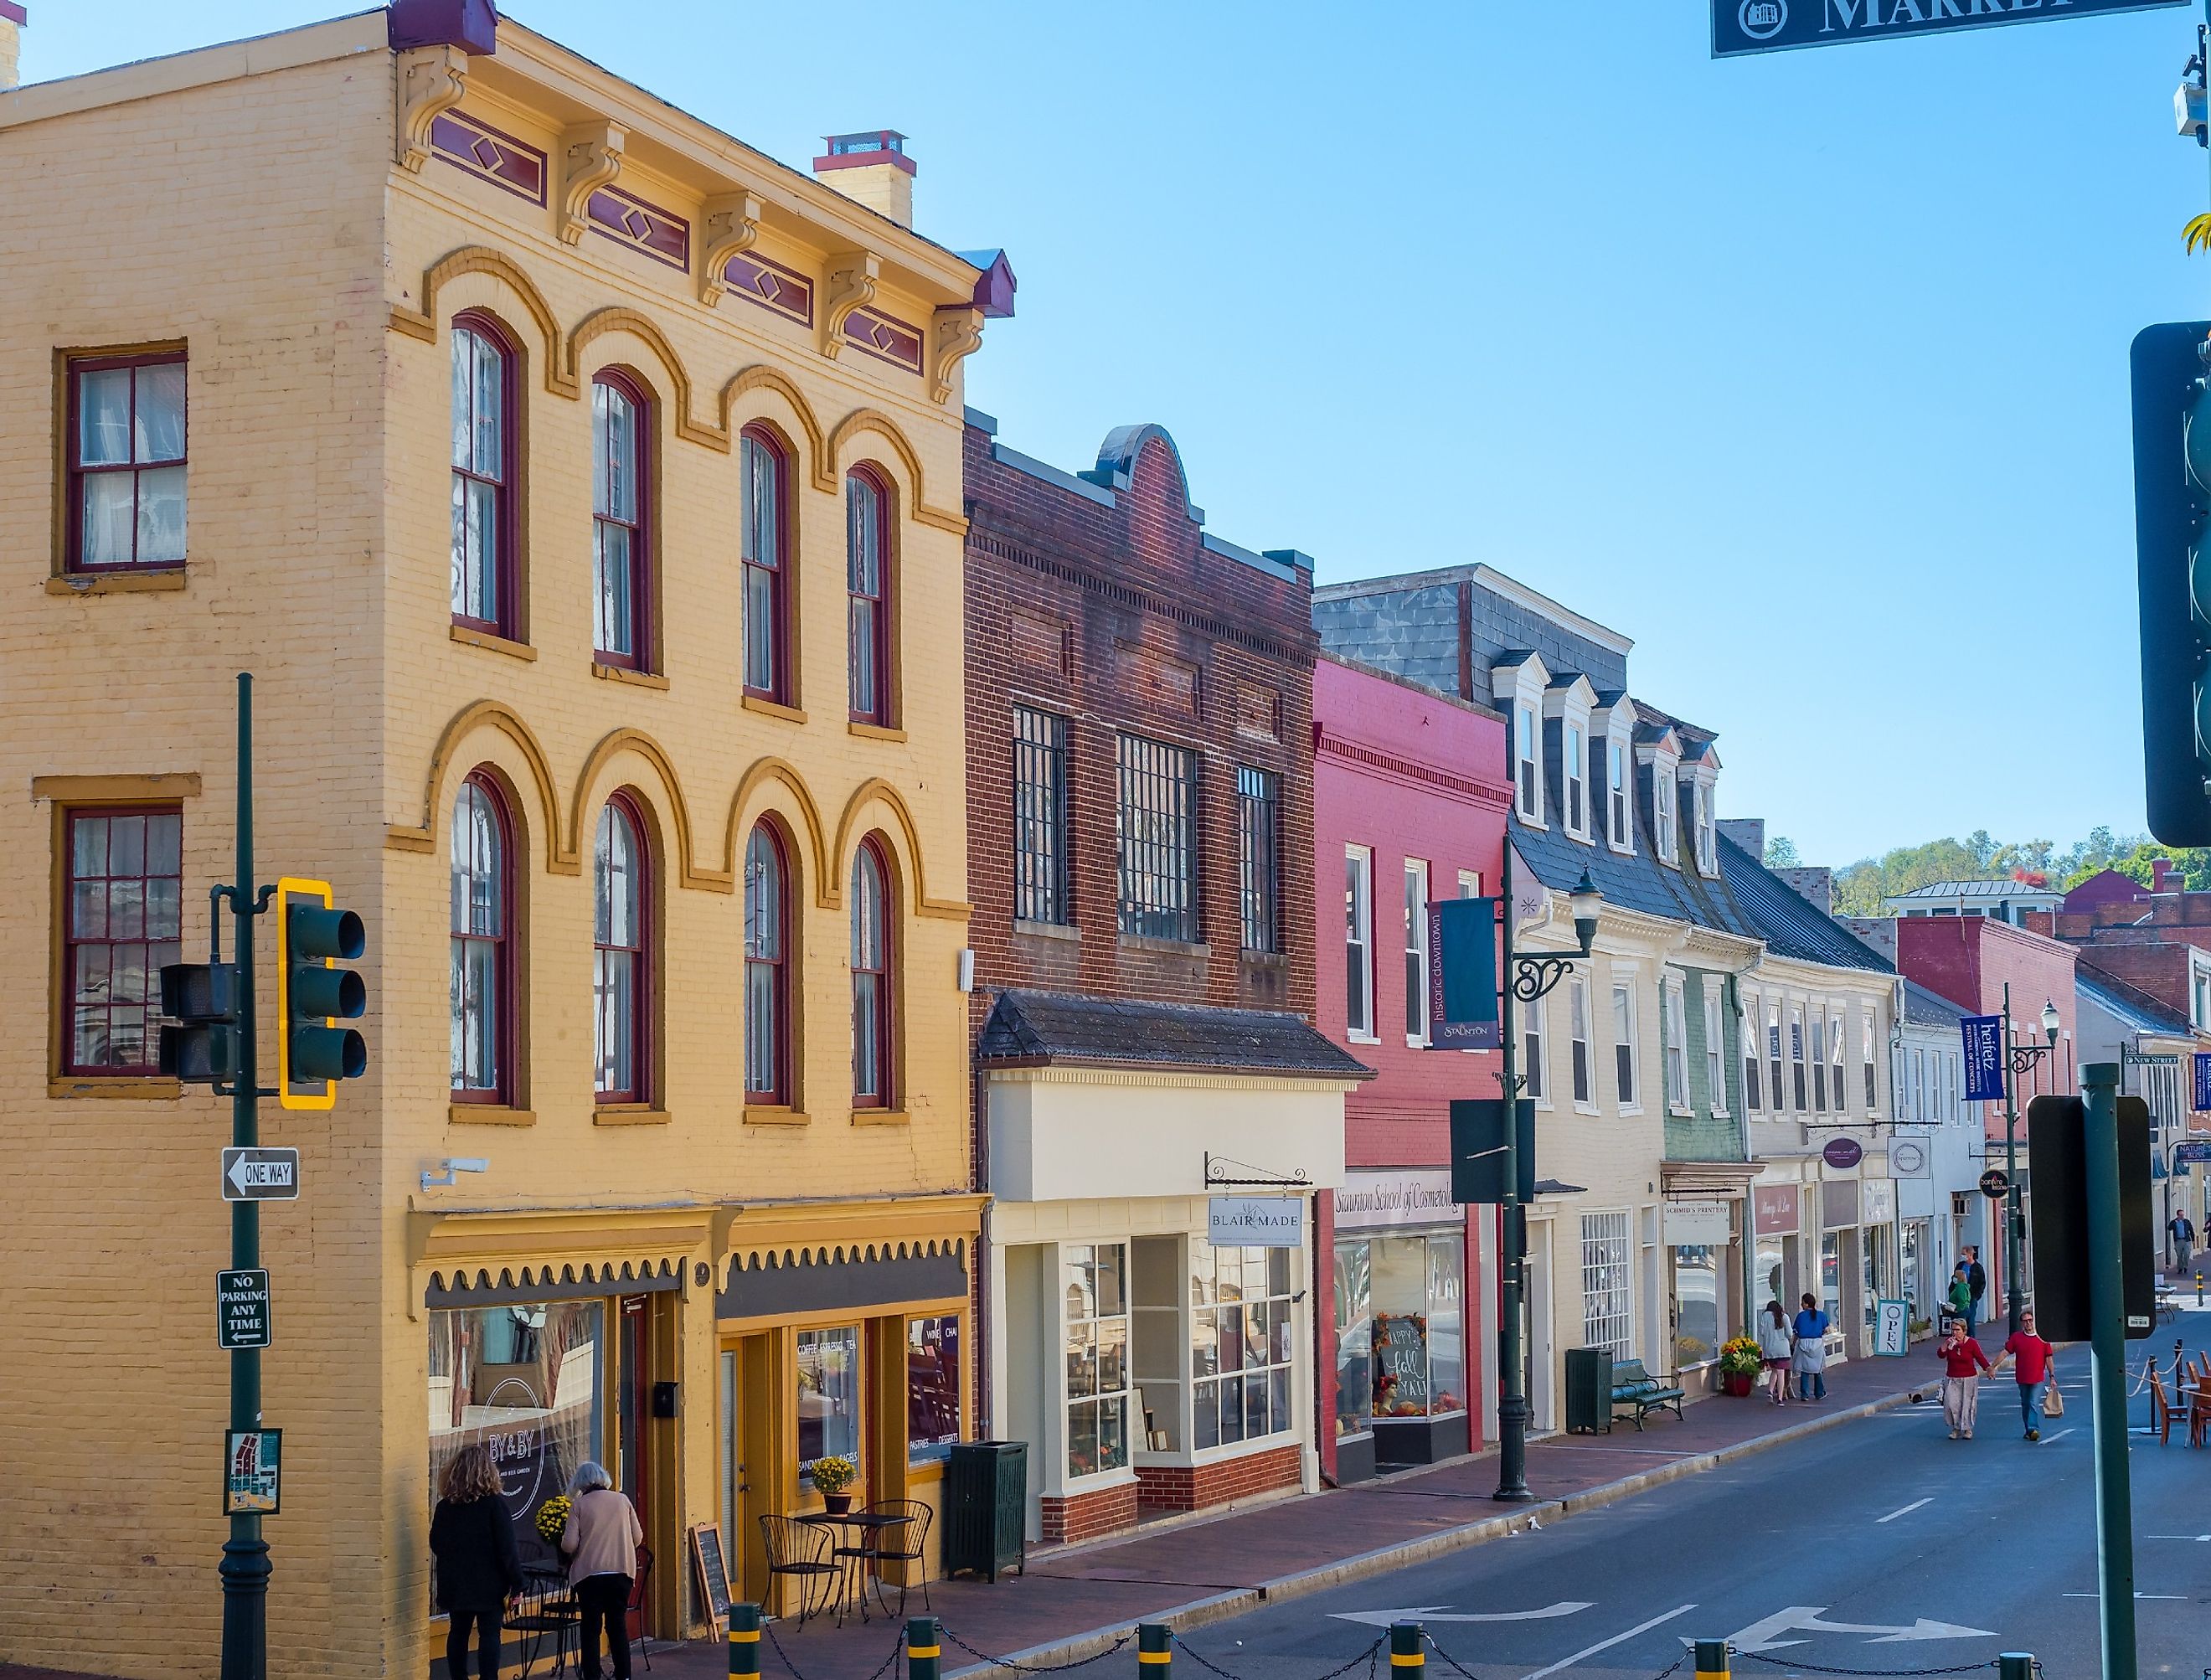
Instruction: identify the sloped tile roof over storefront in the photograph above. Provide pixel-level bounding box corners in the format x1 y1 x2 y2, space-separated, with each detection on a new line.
977 989 1374 1080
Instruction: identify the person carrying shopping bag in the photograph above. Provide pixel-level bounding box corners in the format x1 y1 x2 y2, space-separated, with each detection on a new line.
1937 1317 1992 1440
560 1461 644 1680
1997 1306 2057 1441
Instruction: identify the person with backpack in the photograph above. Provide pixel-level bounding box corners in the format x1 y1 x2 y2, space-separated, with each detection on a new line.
1791 1292 1831 1403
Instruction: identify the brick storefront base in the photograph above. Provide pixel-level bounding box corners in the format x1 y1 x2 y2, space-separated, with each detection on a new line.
1136 1443 1301 1513
1040 1478 1141 1544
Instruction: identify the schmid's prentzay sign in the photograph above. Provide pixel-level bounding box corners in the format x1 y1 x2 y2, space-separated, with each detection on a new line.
1714 0 2187 59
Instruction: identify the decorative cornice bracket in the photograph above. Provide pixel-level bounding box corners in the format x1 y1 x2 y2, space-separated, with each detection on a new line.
559 119 627 247
698 190 765 309
819 251 881 360
395 45 469 174
930 306 984 405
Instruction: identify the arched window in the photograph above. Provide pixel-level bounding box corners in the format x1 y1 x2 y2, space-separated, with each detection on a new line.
745 822 788 1104
847 468 890 724
593 796 650 1102
450 771 513 1102
592 373 650 668
451 316 515 636
741 427 790 702
851 839 893 1107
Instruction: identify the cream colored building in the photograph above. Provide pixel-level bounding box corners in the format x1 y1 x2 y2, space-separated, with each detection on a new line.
0 8 999 1675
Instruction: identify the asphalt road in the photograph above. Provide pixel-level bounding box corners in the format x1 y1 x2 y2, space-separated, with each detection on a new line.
1172 1334 2211 1680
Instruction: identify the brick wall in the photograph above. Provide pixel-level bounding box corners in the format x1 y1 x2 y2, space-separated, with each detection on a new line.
1038 1481 1141 1546
1135 1443 1301 1513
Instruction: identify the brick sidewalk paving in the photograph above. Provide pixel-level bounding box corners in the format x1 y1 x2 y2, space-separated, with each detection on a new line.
0 1353 1928 1680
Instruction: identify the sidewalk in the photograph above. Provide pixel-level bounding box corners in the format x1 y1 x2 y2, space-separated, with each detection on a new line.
0 1357 1922 1680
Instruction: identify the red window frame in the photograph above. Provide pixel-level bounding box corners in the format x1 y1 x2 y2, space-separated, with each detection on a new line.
64 349 188 575
851 837 894 1108
741 425 791 703
846 467 892 724
450 313 518 638
744 821 789 1105
62 804 184 1077
593 793 653 1105
450 770 515 1105
591 370 653 672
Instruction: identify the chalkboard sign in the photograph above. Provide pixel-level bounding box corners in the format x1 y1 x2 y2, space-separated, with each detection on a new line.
1371 1315 1430 1415
689 1523 733 1629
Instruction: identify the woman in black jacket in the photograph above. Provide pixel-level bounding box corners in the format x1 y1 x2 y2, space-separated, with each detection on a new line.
430 1445 523 1679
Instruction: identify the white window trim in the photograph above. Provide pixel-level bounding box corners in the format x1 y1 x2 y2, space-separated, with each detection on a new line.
1740 992 1761 1115
1636 737 1683 870
1704 990 1729 1119
1611 968 1642 1116
1663 975 1692 1117
1829 1011 1848 1116
1503 656 1551 830
1345 844 1377 1044
1526 987 1553 1111
1569 971 1596 1114
1600 709 1634 856
1404 858 1430 1048
1691 778 1717 875
1545 677 1597 844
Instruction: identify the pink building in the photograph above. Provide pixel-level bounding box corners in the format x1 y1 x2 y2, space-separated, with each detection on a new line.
1312 655 1512 1482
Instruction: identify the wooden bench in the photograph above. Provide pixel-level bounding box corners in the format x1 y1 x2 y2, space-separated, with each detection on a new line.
1610 1358 1687 1430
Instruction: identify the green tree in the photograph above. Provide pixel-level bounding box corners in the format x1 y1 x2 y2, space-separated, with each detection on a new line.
1764 835 1801 868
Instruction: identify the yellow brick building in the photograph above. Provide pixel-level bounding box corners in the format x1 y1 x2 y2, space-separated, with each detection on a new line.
0 8 995 1675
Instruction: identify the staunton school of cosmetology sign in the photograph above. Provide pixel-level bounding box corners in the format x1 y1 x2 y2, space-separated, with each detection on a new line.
1714 0 2188 59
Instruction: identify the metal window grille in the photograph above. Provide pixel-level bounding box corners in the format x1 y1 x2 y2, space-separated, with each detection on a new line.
1238 765 1281 955
1581 1212 1634 1363
1116 733 1197 942
1013 707 1067 924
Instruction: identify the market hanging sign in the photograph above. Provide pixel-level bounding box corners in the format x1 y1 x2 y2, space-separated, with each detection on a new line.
1714 0 2188 59
1208 1197 1303 1249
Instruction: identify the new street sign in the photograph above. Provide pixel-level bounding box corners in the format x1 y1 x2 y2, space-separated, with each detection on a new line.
1714 0 2189 59
217 1269 271 1350
220 1146 299 1202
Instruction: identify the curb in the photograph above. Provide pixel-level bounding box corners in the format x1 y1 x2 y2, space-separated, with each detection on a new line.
945 1387 1921 1680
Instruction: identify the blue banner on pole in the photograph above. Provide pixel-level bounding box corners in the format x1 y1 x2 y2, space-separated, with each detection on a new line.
1713 0 2188 60
2194 1051 2211 1111
1430 898 1500 1050
1962 1014 2006 1104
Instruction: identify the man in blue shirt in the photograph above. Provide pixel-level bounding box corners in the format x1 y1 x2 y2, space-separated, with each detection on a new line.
1791 1293 1831 1402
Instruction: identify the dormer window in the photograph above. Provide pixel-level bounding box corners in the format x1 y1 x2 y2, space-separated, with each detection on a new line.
1692 781 1715 873
1516 704 1539 821
1607 737 1630 850
1565 724 1586 834
1654 772 1676 862
1546 675 1596 843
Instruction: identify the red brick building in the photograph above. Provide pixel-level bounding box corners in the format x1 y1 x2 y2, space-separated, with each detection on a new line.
962 413 1368 1543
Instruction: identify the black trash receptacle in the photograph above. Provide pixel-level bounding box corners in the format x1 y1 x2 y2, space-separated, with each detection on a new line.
944 1440 1028 1581
1564 1347 1613 1435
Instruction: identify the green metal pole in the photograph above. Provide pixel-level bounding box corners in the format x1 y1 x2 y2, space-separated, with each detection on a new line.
1389 1621 1425 1678
1996 1657 2034 1680
1494 847 1532 1502
2081 1061 2138 1680
906 1616 941 1680
1137 1622 1172 1677
219 673 266 1680
728 1602 760 1677
2002 982 2023 1337
1693 1639 1731 1680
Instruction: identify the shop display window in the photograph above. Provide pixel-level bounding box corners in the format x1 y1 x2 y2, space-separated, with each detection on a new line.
1065 1245 1130 1477
1193 1241 1295 1448
1672 1244 1720 1368
908 1315 961 1463
428 1301 606 1584
1332 1243 1373 1441
1345 1234 1465 1420
797 1325 860 1480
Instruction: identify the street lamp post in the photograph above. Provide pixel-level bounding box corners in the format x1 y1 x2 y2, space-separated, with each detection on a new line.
1492 849 1600 1503
1998 983 2061 1336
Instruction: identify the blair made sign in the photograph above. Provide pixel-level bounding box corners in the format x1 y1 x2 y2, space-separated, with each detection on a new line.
1714 0 2187 59
1209 1197 1303 1249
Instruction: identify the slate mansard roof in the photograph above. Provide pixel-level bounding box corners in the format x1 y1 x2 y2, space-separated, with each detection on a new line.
977 990 1375 1080
1902 978 1970 1030
1718 837 1893 974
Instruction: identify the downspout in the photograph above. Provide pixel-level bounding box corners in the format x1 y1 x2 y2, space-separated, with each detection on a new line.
972 1058 994 1441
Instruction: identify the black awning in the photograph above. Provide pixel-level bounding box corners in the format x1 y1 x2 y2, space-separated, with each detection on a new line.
977 988 1374 1080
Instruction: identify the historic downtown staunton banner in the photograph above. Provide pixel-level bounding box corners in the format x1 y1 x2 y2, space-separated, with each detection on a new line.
1714 0 2188 59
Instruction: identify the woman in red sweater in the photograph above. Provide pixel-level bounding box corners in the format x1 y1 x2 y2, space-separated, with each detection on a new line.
1937 1318 1992 1440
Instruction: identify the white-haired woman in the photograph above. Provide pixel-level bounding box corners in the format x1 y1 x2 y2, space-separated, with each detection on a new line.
560 1462 643 1680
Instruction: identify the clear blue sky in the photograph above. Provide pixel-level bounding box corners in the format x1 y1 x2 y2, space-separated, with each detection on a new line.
21 3 2209 866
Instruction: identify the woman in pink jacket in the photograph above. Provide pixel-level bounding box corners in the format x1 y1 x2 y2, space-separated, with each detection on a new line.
560 1462 644 1680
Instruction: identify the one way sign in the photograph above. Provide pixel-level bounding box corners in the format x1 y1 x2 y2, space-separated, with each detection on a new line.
220 1147 299 1202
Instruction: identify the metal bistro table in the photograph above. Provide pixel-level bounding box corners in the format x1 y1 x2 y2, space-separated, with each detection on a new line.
508 1565 580 1677
794 1509 903 1624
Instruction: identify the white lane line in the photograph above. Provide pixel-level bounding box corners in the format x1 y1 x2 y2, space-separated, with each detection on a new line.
1876 1497 1933 1524
1522 1604 1698 1680
2063 1592 2185 1600
2041 1429 2075 1443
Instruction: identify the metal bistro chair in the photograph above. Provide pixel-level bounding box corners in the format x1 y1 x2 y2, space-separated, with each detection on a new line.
2148 1364 2188 1446
838 1500 934 1620
626 1545 655 1672
759 1513 840 1627
508 1571 580 1678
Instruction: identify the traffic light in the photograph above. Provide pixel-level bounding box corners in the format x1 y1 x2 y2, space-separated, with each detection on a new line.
2027 1093 2155 1342
157 961 239 1083
2132 319 2211 845
276 876 365 1111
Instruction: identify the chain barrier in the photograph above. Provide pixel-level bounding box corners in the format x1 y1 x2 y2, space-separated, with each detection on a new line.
1733 1648 2001 1677
1167 1632 1385 1680
1642 1657 1687 1680
757 1614 907 1680
1420 1632 1487 1680
940 1624 1135 1675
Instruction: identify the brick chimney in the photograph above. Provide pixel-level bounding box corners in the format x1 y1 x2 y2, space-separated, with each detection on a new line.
1717 817 1765 859
1774 867 1833 915
812 130 914 228
2152 857 2176 893
1 3 27 93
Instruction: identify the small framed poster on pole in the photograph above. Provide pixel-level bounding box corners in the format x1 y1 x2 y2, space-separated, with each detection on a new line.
223 1429 282 1516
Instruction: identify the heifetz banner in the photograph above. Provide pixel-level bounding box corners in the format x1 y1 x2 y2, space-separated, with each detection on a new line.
1429 897 1500 1049
1714 0 2187 58
2195 1050 2211 1111
1961 1014 2007 1104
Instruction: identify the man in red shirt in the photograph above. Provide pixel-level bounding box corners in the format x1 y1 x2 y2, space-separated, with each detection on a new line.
1996 1307 2056 1442
1936 1318 1992 1440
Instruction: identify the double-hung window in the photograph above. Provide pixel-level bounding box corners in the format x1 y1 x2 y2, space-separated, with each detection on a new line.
741 428 789 701
1564 724 1586 836
592 797 650 1104
848 469 891 723
1704 991 1727 1115
450 321 512 633
852 840 894 1107
1239 766 1281 956
1404 859 1430 1043
591 374 649 667
450 774 512 1103
1523 991 1547 1101
1612 982 1637 1107
1864 1017 1879 1110
1663 980 1688 1111
1116 734 1197 942
63 806 183 1075
1344 847 1374 1038
1013 707 1069 925
1607 740 1630 848
1769 1003 1785 1113
1693 782 1716 873
1569 973 1592 1105
1742 1002 1762 1112
1654 774 1677 863
1516 705 1539 820
68 351 186 573
744 823 788 1105
1790 1008 1807 1111
1810 1007 1827 1112
1830 1015 1848 1115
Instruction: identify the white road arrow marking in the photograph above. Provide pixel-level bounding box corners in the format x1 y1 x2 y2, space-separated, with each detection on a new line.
1728 1607 1992 1654
1332 1602 1592 1628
